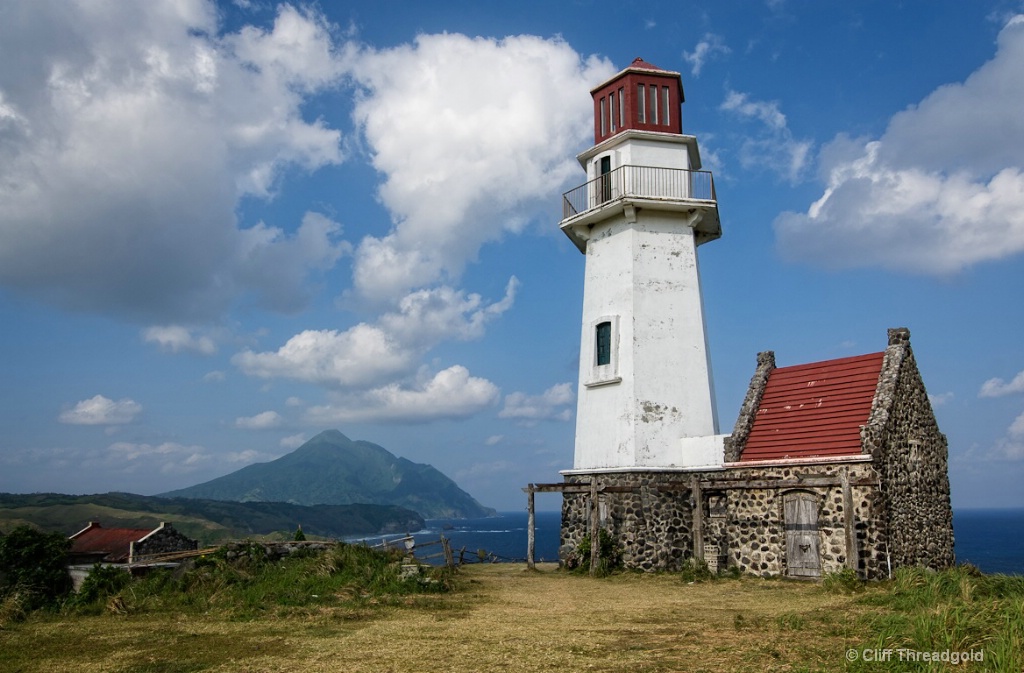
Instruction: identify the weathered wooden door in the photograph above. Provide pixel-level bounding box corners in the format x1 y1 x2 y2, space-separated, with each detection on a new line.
784 491 821 578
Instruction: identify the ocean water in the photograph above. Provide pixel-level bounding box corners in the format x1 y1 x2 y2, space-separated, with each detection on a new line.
356 508 1024 575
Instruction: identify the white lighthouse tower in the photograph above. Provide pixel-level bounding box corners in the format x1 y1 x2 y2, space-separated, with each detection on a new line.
561 58 725 472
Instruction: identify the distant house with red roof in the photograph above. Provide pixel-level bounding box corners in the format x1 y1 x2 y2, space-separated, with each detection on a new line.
68 522 197 568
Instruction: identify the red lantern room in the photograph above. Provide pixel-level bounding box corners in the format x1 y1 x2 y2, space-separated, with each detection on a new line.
591 57 684 144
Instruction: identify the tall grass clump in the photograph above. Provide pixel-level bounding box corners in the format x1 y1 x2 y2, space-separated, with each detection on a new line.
65 541 453 620
854 565 1024 671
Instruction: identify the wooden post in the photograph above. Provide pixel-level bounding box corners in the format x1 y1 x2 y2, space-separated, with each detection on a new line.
441 534 454 569
589 479 600 576
840 466 858 573
527 484 536 570
691 475 705 563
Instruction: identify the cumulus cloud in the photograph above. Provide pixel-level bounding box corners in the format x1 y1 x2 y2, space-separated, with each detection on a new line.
499 382 575 422
233 278 517 389
59 395 142 425
305 365 499 424
683 33 731 76
106 441 211 474
928 392 954 407
979 369 1024 398
235 410 283 429
0 2 348 321
346 34 613 300
774 16 1024 274
143 325 217 355
280 433 307 449
980 411 1024 461
720 90 811 183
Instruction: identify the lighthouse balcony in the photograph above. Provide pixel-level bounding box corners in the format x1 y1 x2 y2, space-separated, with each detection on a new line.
559 165 720 250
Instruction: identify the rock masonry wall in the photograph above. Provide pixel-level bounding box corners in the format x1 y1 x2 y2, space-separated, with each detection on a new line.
862 328 955 570
562 461 887 577
132 524 198 559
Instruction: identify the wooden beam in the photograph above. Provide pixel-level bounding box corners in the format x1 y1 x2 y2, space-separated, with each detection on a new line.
691 475 704 563
698 477 878 490
526 485 536 570
589 479 600 576
840 467 859 574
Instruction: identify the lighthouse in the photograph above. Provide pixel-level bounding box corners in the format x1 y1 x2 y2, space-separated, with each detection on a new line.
561 58 725 472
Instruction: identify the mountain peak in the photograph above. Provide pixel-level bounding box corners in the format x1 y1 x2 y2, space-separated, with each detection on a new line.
159 432 494 519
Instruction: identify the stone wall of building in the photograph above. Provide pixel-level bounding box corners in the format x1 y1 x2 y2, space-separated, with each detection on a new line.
131 523 198 560
561 460 890 578
862 328 955 571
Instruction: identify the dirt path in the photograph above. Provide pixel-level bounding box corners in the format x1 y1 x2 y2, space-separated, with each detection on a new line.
287 563 867 673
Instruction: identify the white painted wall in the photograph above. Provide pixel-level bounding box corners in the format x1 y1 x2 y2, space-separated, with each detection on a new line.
573 210 721 469
570 133 723 471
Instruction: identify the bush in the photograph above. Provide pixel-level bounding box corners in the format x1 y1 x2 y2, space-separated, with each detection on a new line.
680 558 715 583
0 525 72 610
822 568 864 594
565 529 623 575
69 564 132 611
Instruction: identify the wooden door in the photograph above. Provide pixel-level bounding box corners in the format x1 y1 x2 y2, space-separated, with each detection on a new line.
784 491 821 578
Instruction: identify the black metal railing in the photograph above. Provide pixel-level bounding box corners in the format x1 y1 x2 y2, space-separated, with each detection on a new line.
562 165 716 219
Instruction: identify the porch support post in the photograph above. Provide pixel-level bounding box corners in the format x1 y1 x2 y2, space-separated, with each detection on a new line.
841 466 859 573
526 484 536 570
589 479 600 576
691 475 705 563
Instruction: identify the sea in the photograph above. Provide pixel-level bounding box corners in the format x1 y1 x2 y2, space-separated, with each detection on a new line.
354 508 1024 575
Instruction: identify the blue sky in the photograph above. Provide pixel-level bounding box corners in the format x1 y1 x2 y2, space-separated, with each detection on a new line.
1 0 1023 512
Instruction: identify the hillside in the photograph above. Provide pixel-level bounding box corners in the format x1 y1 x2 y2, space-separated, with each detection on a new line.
0 492 423 544
159 430 495 519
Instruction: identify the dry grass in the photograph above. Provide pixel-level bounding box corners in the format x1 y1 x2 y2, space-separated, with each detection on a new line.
0 564 884 673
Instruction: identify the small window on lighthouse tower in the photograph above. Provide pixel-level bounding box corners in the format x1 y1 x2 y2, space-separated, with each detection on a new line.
596 321 612 366
637 84 646 123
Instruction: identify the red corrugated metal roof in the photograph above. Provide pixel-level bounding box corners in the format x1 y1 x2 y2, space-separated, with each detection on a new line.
740 352 884 462
69 523 154 562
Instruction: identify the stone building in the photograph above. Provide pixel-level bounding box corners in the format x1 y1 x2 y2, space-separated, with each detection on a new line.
67 521 198 589
545 58 953 579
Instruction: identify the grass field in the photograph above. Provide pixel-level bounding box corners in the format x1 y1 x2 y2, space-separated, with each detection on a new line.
4 561 1015 671
1 561 1021 672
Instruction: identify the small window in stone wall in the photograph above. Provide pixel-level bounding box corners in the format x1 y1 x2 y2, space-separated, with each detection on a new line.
707 493 727 518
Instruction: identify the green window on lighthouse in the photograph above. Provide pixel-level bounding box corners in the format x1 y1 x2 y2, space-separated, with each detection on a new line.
596 321 612 366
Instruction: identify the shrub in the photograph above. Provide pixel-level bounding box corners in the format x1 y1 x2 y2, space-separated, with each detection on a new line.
69 564 132 611
565 529 623 575
822 568 864 594
680 558 715 583
0 525 72 610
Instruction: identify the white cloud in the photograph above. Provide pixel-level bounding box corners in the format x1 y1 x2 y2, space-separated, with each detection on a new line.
0 2 348 321
774 16 1024 274
928 391 954 407
485 435 504 446
982 411 1024 461
233 278 517 389
233 324 415 388
143 325 217 355
720 90 811 183
683 33 731 77
280 433 307 449
59 395 142 425
105 441 211 475
346 34 614 300
235 410 283 430
979 369 1024 398
203 370 227 383
499 383 575 422
306 365 499 424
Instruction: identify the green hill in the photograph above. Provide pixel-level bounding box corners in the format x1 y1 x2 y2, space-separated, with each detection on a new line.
0 491 423 544
159 430 495 519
